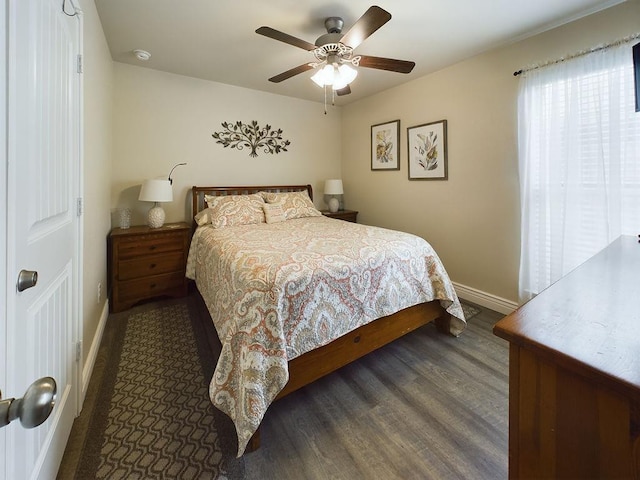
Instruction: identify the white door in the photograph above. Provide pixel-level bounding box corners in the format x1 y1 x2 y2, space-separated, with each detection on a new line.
2 0 82 478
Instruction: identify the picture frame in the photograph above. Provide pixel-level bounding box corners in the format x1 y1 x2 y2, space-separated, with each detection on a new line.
371 120 400 170
407 120 448 180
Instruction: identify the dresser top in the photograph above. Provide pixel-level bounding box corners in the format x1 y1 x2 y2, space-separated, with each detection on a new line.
110 222 190 237
494 235 640 398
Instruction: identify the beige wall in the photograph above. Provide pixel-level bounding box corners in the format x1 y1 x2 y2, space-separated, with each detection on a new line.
110 64 343 226
80 0 113 363
341 0 640 305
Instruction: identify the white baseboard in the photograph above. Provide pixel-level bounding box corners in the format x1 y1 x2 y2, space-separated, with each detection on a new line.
453 282 518 315
79 300 109 410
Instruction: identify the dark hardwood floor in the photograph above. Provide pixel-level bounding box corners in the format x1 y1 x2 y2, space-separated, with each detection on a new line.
242 306 508 480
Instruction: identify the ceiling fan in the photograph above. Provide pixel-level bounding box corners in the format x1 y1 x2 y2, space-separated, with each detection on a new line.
256 6 415 97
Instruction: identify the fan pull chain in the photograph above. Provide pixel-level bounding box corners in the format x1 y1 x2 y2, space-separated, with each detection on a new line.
324 85 328 115
321 85 338 115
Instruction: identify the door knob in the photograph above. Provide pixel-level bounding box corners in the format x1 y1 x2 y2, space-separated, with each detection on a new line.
17 270 38 292
0 377 56 429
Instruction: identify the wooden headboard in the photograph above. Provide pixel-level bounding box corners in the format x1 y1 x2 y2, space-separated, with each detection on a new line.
191 184 313 220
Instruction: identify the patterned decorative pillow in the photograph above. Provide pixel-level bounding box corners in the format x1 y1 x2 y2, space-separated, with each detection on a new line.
203 193 265 228
194 207 213 226
261 190 322 220
263 203 287 224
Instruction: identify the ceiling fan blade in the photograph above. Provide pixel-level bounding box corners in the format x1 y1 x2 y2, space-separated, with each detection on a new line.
256 26 317 51
335 85 351 96
268 63 315 83
358 55 415 74
339 6 392 49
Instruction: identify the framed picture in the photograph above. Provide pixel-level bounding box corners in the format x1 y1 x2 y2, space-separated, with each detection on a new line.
371 120 400 170
407 120 448 180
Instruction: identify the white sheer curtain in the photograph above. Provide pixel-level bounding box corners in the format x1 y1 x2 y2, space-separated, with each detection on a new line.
518 41 640 302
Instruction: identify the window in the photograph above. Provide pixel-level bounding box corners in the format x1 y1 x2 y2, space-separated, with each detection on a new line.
518 42 640 302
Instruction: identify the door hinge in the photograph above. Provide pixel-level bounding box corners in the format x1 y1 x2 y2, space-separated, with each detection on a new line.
77 54 83 74
77 197 83 217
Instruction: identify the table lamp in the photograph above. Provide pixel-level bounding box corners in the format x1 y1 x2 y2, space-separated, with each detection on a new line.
324 179 343 213
138 179 173 228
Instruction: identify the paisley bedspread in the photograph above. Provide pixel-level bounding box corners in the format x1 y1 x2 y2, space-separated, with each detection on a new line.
186 216 466 456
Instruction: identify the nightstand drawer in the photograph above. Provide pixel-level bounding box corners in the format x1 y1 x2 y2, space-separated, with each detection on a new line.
115 272 186 304
118 251 185 281
118 235 183 259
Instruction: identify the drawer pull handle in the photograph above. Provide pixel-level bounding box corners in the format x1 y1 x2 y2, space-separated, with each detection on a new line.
150 283 156 289
354 335 361 344
149 246 157 251
150 263 157 269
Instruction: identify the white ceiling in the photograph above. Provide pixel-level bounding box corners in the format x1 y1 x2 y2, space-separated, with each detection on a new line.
93 0 625 105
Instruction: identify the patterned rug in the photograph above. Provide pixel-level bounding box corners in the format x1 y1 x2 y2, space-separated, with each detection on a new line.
74 299 244 479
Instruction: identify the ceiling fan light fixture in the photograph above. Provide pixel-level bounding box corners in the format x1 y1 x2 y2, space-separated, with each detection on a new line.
310 72 324 88
311 64 335 87
311 62 357 89
257 7 414 103
336 64 357 86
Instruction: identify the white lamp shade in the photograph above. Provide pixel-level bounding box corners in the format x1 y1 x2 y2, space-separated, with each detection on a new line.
138 179 173 203
324 179 344 195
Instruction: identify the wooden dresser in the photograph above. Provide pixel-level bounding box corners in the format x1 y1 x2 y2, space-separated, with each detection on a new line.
494 236 640 479
108 222 190 313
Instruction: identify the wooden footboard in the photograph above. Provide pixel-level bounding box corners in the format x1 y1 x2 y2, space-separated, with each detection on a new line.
277 300 448 400
194 286 448 401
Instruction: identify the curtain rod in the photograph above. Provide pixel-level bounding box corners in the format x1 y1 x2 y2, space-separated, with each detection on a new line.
513 32 640 76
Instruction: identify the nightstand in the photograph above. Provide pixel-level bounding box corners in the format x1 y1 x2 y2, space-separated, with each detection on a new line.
108 222 190 313
321 210 358 223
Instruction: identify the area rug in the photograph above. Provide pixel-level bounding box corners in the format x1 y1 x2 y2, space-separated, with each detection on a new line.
74 298 244 479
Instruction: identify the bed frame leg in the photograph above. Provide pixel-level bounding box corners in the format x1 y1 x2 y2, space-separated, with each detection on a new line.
245 428 261 452
434 314 452 334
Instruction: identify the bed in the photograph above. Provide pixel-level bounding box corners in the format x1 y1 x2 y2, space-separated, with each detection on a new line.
186 184 466 457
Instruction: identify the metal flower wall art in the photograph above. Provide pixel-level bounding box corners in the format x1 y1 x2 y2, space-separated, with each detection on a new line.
212 120 291 157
